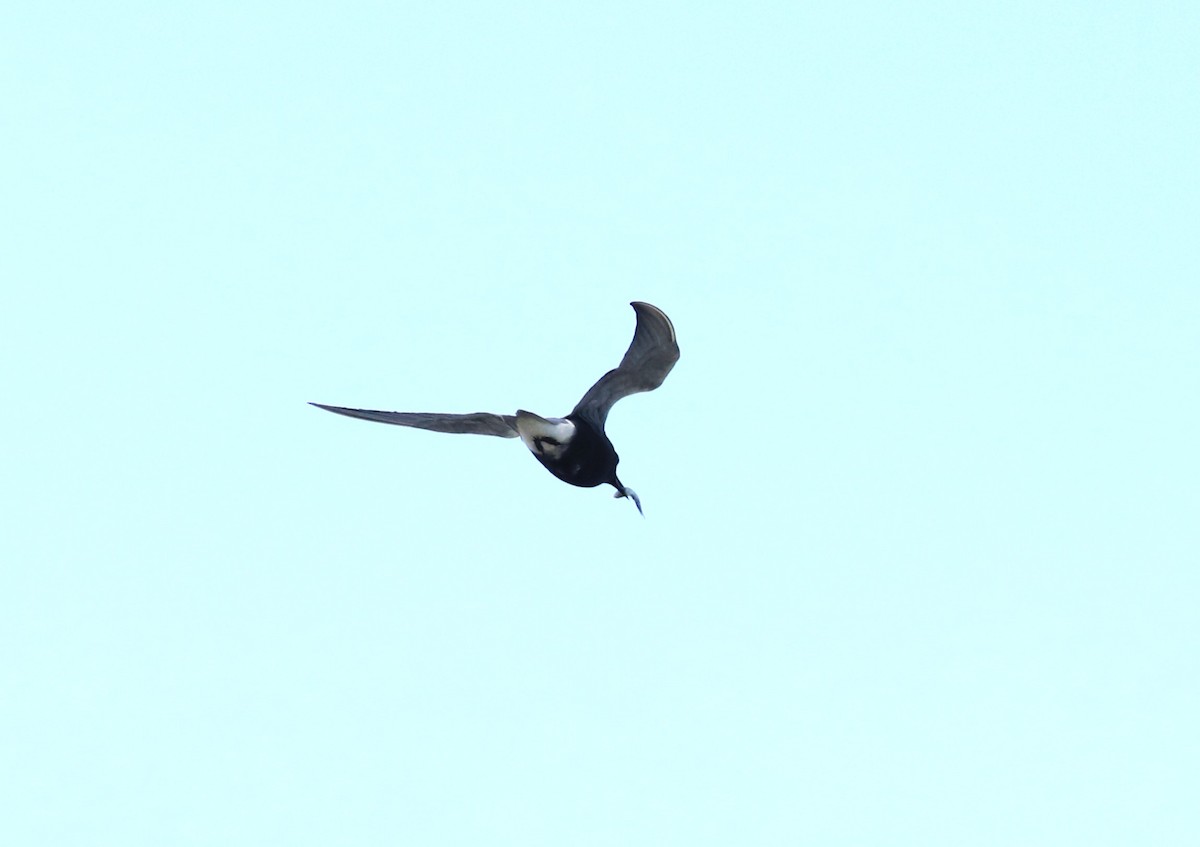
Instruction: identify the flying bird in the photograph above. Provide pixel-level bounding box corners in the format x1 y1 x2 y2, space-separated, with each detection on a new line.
310 301 679 514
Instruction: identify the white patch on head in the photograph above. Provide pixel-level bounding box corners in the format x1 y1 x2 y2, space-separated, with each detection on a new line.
515 410 576 459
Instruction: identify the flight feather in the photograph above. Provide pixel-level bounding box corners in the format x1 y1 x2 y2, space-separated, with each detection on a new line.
571 301 679 429
308 404 519 437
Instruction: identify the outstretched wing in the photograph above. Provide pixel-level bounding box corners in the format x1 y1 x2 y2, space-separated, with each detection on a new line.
571 301 679 430
310 403 519 437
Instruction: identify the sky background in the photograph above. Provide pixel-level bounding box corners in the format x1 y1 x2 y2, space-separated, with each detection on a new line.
3 2 1198 844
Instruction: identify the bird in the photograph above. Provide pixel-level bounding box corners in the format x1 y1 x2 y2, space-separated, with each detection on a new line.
310 301 679 515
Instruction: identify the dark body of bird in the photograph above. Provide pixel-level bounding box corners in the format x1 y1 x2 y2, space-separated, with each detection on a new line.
311 301 679 514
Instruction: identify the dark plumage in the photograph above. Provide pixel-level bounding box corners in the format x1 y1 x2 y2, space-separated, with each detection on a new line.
311 301 679 514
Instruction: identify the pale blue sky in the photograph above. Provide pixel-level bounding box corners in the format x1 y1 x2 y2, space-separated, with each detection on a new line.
3 3 1197 845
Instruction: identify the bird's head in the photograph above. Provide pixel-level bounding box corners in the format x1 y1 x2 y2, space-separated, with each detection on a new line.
613 482 643 516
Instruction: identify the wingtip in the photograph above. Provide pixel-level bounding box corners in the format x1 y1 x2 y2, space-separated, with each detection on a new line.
629 299 672 320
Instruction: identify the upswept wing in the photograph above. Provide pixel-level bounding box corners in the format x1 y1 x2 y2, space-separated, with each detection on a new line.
571 301 679 430
309 403 519 437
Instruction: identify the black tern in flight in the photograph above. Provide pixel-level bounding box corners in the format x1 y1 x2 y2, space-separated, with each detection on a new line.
311 301 679 514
